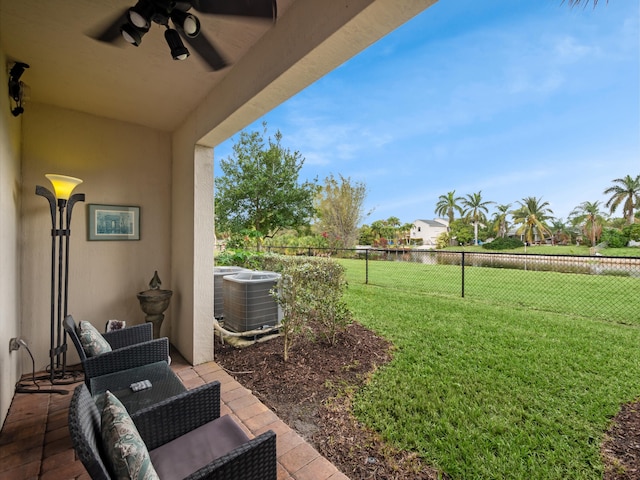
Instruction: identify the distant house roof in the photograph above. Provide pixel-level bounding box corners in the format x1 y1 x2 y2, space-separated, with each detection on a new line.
414 219 449 227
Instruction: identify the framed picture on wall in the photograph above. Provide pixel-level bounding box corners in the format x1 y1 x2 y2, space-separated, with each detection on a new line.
87 204 140 241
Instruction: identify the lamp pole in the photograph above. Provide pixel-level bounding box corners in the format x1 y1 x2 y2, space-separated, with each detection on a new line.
36 175 84 384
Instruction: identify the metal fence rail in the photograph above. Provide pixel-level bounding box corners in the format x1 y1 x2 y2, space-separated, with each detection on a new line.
262 246 640 324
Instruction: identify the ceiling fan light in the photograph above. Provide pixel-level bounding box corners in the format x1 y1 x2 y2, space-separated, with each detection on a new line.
128 10 150 29
171 10 200 38
165 28 190 60
121 23 145 46
183 16 200 36
127 1 154 30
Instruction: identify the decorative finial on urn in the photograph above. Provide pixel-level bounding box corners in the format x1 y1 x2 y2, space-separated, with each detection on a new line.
138 271 172 339
149 271 162 290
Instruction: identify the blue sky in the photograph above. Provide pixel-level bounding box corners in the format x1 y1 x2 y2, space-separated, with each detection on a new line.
215 0 639 226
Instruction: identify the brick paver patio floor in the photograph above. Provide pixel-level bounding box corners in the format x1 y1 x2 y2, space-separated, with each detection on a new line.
0 347 348 480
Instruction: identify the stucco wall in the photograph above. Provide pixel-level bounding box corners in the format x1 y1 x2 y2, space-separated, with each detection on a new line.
20 103 172 372
0 51 23 428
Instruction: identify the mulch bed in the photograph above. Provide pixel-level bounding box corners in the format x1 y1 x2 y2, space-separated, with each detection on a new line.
602 401 640 480
214 322 638 479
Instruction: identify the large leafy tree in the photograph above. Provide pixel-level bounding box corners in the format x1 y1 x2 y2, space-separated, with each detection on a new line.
461 191 494 245
511 196 554 245
358 224 375 245
314 174 370 249
435 191 463 224
569 200 608 247
604 174 640 225
215 123 318 249
449 219 474 246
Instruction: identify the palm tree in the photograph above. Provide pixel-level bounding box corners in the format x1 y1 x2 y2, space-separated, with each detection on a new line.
370 218 398 245
549 218 573 246
569 201 607 247
386 216 401 229
461 191 494 245
511 196 554 245
434 191 463 225
604 174 640 225
491 204 512 238
400 222 414 245
568 0 604 6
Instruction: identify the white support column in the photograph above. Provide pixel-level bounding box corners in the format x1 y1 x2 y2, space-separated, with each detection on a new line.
193 145 215 364
171 140 214 365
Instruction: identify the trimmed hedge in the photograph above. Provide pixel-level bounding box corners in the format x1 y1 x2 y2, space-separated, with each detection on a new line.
482 237 524 250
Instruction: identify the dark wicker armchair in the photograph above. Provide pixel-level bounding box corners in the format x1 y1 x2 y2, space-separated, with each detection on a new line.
64 314 169 386
68 382 277 480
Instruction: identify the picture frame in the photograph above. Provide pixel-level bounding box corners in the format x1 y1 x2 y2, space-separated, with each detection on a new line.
87 204 140 241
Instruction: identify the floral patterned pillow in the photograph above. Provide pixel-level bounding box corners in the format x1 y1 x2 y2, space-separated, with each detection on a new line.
78 321 112 357
101 391 159 480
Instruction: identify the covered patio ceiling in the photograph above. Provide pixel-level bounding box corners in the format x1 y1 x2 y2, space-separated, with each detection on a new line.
1 1 437 141
0 0 296 132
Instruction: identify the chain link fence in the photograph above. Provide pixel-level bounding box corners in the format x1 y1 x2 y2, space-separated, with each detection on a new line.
261 246 640 324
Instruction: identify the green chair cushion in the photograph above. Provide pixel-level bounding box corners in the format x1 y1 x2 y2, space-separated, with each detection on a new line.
101 390 159 480
78 321 112 357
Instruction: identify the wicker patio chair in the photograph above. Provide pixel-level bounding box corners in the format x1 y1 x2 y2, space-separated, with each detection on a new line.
64 314 169 386
68 382 277 480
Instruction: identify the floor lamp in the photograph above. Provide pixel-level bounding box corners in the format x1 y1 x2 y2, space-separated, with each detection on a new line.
36 174 84 384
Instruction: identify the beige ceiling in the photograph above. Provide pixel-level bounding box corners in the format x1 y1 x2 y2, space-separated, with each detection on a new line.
0 0 295 132
2 1 438 137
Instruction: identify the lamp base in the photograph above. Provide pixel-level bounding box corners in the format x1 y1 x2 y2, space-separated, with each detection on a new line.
15 367 82 396
48 367 80 386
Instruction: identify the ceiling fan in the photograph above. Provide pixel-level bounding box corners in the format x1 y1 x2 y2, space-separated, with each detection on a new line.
88 0 277 70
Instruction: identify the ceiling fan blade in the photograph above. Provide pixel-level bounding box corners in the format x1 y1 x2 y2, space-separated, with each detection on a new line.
190 0 277 21
182 31 228 71
86 9 128 44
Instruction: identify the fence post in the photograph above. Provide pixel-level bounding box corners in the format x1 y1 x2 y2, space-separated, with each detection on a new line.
308 247 312 257
461 251 465 298
365 249 369 284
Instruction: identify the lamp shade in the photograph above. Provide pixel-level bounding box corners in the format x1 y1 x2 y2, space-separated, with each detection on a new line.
45 174 83 200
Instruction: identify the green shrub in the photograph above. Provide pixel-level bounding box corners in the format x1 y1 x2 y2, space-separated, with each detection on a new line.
436 232 450 249
622 223 640 242
272 263 313 361
601 228 628 248
263 255 353 359
302 262 353 346
220 253 353 359
215 249 264 270
482 237 524 250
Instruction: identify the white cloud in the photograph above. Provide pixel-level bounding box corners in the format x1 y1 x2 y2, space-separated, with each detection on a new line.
552 35 594 62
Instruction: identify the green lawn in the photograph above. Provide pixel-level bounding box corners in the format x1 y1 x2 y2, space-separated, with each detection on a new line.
441 244 640 257
339 260 640 479
340 258 640 325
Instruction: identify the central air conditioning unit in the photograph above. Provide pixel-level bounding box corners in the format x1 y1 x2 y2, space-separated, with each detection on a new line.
214 266 248 319
222 271 282 332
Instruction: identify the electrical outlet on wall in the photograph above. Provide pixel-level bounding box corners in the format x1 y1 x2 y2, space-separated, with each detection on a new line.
9 338 21 352
9 338 27 352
